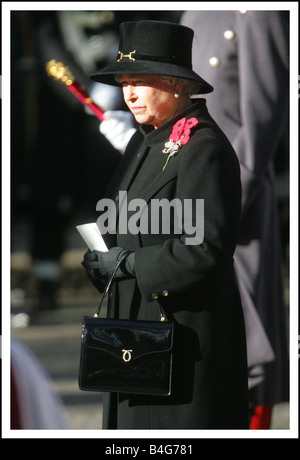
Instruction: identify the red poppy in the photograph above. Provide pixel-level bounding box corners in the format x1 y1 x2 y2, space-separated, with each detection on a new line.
169 117 198 145
162 117 198 170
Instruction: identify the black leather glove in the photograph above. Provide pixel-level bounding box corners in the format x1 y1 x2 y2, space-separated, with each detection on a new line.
81 247 135 292
84 269 106 294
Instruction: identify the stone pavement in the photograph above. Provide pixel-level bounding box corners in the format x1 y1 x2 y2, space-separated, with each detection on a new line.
10 249 290 433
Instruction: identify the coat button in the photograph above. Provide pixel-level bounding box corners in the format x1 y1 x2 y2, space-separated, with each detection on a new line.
209 57 221 67
162 290 169 297
152 293 159 300
224 29 235 40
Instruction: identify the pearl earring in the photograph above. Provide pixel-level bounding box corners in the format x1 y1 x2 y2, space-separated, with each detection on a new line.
174 92 179 98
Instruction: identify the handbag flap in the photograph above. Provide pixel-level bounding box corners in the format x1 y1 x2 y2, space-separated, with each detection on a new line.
82 317 173 361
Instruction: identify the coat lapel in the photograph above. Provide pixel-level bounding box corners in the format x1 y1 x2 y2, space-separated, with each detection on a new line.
105 130 148 200
138 151 181 204
115 143 182 229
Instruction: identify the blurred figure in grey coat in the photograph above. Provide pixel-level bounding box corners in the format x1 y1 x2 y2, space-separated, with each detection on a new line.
181 10 289 428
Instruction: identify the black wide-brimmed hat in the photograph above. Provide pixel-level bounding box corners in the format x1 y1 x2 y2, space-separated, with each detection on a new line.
89 20 213 94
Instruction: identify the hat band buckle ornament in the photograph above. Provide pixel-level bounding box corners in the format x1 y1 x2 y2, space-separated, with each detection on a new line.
117 50 136 62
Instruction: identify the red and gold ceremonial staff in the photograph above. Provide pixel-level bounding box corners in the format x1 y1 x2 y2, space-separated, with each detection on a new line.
46 59 105 121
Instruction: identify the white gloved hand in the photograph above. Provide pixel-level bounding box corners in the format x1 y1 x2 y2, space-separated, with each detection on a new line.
100 110 137 153
89 83 123 112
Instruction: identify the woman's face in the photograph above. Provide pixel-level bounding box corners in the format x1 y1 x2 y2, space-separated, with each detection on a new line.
119 74 185 129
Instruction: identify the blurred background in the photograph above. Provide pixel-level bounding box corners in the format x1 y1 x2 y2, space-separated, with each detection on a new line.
8 9 290 431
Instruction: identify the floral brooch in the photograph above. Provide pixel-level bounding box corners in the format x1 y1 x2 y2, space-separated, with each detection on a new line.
162 117 198 170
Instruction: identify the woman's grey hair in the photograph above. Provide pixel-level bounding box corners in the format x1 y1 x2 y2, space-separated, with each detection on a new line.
115 74 201 96
160 76 201 96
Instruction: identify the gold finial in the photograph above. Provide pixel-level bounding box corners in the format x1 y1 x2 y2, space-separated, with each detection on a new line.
46 59 74 86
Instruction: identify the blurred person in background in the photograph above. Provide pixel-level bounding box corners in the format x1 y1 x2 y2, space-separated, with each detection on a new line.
11 339 68 429
11 11 122 311
180 10 289 429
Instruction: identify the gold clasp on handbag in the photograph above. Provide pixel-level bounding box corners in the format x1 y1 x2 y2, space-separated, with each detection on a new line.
117 50 136 62
122 349 133 362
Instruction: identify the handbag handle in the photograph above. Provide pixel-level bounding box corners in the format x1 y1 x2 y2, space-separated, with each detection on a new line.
93 250 168 322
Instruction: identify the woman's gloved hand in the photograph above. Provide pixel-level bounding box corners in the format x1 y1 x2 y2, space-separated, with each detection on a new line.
81 247 135 293
100 111 137 153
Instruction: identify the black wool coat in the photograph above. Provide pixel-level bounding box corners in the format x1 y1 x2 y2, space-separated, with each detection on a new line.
99 99 249 429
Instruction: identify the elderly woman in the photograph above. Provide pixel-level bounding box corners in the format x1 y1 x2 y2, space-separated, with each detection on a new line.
82 20 249 429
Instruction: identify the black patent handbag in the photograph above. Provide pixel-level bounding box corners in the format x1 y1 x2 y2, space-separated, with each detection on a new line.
78 251 174 396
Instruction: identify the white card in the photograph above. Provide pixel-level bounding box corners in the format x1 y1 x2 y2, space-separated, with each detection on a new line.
76 223 108 252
